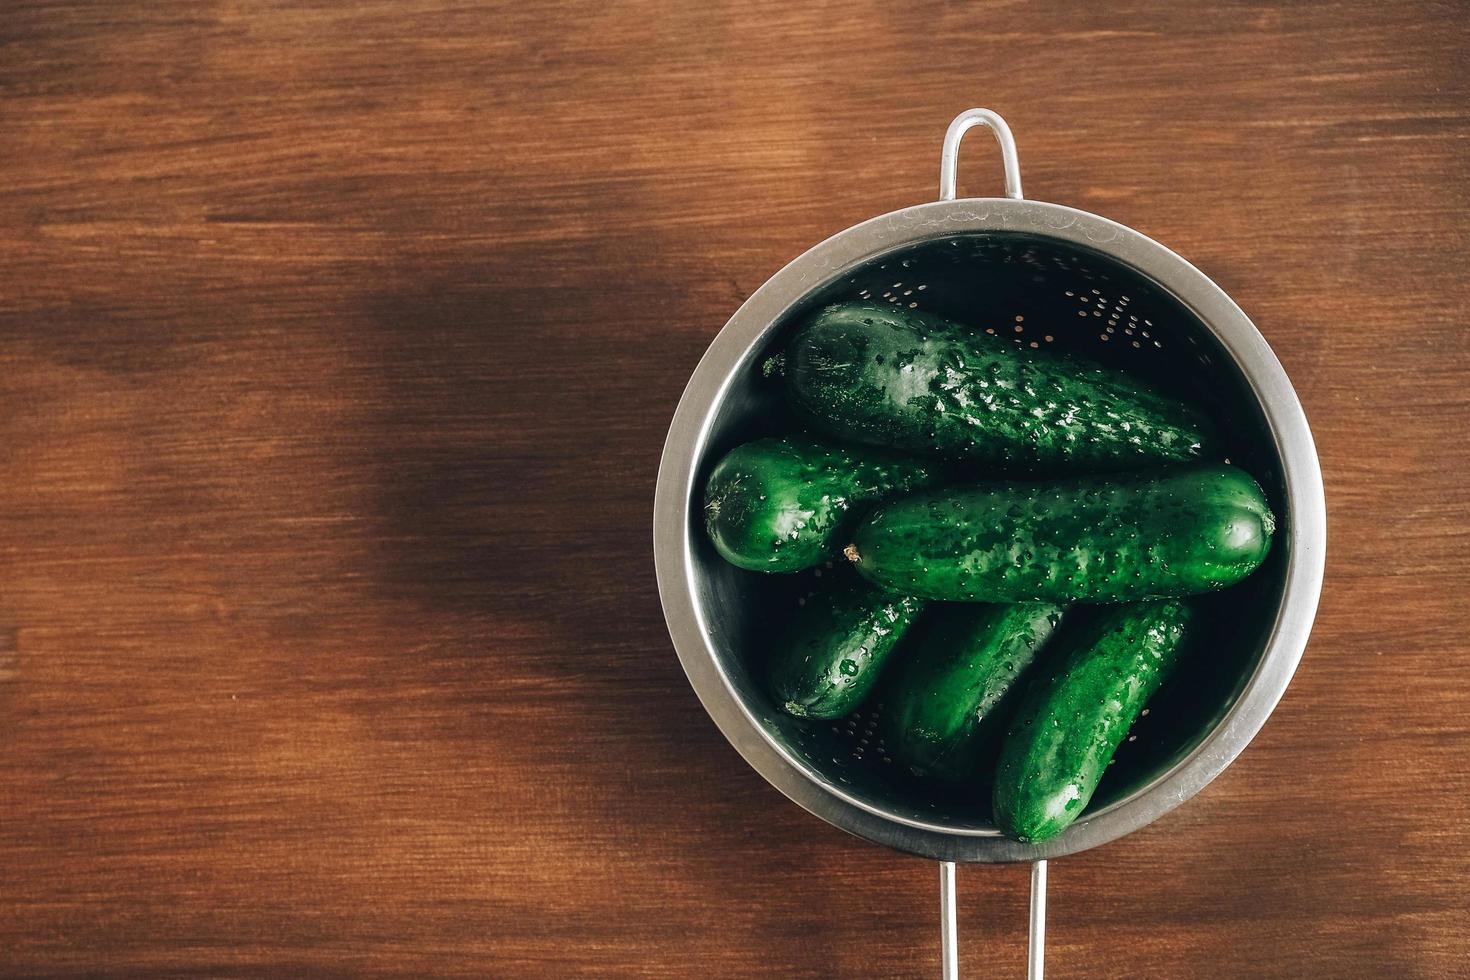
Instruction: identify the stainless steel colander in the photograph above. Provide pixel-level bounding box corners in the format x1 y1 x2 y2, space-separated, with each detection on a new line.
653 109 1326 978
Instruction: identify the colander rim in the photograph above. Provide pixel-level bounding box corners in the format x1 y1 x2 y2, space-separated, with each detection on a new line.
653 195 1326 863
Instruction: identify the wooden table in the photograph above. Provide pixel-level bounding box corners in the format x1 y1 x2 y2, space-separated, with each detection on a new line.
1 2 1465 976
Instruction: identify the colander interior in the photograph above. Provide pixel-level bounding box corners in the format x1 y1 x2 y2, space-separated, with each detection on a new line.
689 231 1289 834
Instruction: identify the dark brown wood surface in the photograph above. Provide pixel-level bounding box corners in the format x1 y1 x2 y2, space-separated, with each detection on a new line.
1 1 1466 977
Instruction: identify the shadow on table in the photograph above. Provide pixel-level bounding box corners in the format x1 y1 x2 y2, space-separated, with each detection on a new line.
352 257 898 968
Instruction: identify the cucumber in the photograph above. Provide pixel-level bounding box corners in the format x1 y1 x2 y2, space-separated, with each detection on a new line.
884 603 1065 781
847 465 1274 602
785 302 1209 468
992 599 1194 842
704 434 936 572
768 578 925 720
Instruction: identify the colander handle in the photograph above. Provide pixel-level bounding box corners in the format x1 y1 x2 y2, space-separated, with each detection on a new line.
940 861 958 979
1029 860 1047 979
938 860 1047 979
939 108 1023 202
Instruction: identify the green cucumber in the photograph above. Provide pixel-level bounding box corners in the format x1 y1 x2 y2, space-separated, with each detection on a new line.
992 599 1195 842
847 465 1274 602
768 579 925 720
704 434 936 572
785 302 1209 468
884 603 1065 781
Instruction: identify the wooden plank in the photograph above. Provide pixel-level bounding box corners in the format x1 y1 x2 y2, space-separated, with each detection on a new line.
0 1 1465 975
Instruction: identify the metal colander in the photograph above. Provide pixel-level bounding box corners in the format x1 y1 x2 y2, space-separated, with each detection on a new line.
654 109 1325 978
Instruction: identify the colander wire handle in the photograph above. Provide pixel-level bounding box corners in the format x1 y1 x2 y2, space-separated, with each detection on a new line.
1029 860 1047 980
939 861 958 979
939 108 1023 202
939 859 1047 978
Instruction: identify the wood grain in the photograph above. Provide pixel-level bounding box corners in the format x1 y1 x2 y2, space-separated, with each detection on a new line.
0 1 1466 976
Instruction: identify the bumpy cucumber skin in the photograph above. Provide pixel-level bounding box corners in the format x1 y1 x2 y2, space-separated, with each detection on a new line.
786 302 1210 468
885 603 1065 781
768 582 925 720
703 435 935 572
992 600 1194 843
850 465 1275 602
